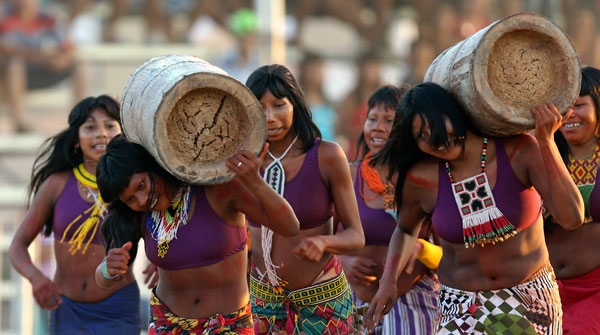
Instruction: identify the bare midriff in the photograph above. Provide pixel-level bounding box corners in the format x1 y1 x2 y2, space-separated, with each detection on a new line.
546 222 600 279
437 219 549 291
250 222 335 290
155 249 249 319
53 243 135 302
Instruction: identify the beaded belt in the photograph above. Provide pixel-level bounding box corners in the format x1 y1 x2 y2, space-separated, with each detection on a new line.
250 272 349 306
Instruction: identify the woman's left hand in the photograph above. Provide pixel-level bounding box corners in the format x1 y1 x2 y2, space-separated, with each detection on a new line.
226 143 268 187
531 104 572 142
292 236 327 262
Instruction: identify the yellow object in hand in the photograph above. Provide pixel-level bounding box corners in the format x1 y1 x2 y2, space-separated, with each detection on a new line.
417 238 442 269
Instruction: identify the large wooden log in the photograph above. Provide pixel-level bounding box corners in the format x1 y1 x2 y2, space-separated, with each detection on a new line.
425 13 581 136
121 55 265 184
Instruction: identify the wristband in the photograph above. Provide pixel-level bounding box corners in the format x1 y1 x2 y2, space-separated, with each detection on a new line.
101 259 122 281
416 238 443 269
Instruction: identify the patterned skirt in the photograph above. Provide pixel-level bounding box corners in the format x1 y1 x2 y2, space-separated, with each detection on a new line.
250 255 359 334
435 264 562 335
354 270 440 335
149 289 253 335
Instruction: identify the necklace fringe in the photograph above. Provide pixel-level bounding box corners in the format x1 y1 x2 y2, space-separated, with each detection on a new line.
446 138 519 248
60 163 106 255
261 135 299 290
146 185 192 258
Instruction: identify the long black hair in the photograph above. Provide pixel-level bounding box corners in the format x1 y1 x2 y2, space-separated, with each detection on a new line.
372 82 478 213
96 135 184 263
28 95 120 236
555 66 600 164
246 64 322 153
355 85 408 160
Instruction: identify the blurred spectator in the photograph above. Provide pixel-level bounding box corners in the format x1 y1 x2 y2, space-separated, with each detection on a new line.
403 38 437 85
103 0 128 42
102 0 250 43
216 8 259 83
456 0 492 38
0 0 86 132
498 0 526 17
432 3 460 54
104 0 195 43
299 53 337 141
188 0 249 32
337 53 381 158
291 0 395 48
565 5 600 67
413 1 460 56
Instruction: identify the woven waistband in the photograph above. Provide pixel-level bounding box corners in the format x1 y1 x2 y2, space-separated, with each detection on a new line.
250 271 349 306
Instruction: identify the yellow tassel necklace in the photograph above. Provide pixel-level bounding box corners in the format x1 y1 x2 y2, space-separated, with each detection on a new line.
59 163 106 255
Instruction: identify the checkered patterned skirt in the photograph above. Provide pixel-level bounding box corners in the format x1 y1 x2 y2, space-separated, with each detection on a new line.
435 264 562 335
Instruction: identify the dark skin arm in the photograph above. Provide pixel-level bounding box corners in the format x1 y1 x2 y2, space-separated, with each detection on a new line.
8 173 67 310
526 105 583 229
292 141 364 262
225 143 300 237
95 241 133 290
365 163 434 331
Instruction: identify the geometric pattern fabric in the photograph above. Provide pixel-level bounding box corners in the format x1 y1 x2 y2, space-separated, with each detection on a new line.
568 145 599 186
435 265 562 335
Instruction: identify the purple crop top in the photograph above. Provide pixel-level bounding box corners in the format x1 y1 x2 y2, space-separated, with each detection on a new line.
354 164 397 246
249 138 333 230
53 171 102 245
145 185 247 270
431 139 542 244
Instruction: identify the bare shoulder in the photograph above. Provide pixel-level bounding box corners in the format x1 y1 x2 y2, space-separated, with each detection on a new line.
316 140 352 186
503 134 538 161
404 158 439 213
406 158 439 190
317 140 347 163
207 180 238 203
39 171 69 198
25 170 70 221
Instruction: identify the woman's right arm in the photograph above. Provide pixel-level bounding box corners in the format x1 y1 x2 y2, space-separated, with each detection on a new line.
226 145 300 236
8 173 66 310
96 202 142 289
364 176 430 330
95 242 132 289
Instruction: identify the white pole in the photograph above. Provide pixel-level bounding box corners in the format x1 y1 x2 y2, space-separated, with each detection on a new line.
255 0 286 65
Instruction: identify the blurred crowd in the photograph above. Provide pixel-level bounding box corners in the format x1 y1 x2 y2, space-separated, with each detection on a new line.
1 0 600 156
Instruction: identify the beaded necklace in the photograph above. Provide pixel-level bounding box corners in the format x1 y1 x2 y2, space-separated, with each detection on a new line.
444 137 518 248
261 134 299 291
445 137 488 183
568 143 600 186
359 154 396 218
145 185 192 258
567 143 600 220
60 163 106 255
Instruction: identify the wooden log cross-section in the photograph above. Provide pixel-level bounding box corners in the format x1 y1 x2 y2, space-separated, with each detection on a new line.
425 13 580 136
121 55 266 185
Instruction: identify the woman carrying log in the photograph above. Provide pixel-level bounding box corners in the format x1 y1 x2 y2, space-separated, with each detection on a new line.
364 82 583 335
95 135 299 334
